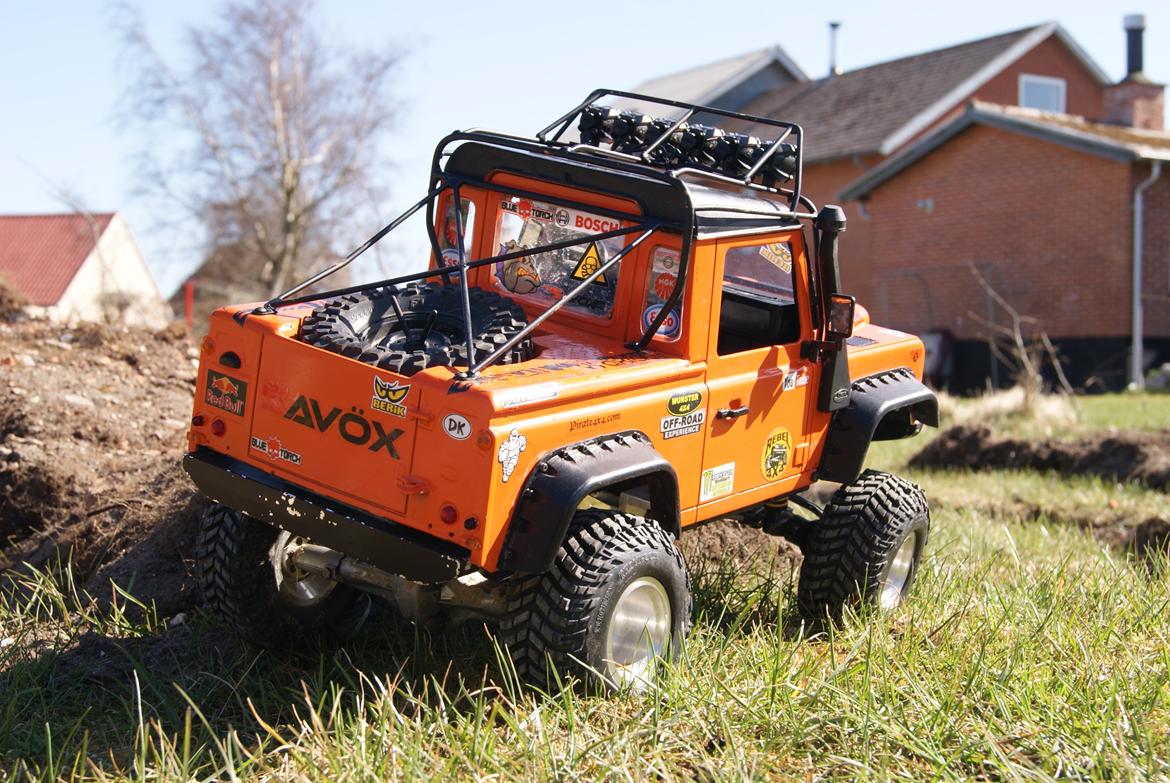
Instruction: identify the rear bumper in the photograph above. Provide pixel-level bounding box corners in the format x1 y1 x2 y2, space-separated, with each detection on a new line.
183 448 467 583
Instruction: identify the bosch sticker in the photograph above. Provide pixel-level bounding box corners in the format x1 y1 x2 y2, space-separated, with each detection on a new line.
761 427 791 480
371 377 410 418
205 369 247 416
497 429 527 482
700 462 735 502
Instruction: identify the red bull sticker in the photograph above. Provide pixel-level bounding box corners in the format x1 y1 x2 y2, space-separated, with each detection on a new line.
205 369 247 416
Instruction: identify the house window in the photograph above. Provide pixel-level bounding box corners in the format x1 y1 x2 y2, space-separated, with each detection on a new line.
1018 74 1066 113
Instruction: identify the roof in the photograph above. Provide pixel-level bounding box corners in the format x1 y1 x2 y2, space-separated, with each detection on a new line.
840 101 1170 200
0 213 114 306
631 45 808 107
735 23 1109 162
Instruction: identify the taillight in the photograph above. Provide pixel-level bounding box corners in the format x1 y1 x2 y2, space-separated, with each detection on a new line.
440 504 458 525
211 419 227 437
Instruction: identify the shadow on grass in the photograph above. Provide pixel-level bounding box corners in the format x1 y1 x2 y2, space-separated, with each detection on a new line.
0 602 501 775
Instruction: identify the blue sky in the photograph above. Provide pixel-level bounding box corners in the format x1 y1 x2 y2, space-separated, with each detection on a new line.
0 1 1165 296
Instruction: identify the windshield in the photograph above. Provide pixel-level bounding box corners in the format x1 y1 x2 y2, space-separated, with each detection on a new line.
491 196 628 318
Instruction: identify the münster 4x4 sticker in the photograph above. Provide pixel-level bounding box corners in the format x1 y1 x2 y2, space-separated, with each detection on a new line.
497 429 527 482
371 377 410 418
761 427 791 480
205 369 247 416
284 395 404 459
660 389 705 440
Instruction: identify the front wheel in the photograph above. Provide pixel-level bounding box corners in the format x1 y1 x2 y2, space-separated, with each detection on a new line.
797 470 930 620
500 510 691 692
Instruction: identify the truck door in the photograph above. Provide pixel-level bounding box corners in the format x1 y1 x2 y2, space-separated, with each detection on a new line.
698 234 818 514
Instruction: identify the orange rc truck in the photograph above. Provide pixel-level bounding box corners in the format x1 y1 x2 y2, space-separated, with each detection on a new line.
184 91 939 690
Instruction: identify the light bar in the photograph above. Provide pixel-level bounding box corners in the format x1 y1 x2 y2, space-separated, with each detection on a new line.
577 104 798 188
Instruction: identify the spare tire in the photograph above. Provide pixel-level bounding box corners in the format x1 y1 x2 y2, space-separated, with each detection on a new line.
299 283 534 375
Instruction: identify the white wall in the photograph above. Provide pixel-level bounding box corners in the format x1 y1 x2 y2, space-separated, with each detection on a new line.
47 213 171 328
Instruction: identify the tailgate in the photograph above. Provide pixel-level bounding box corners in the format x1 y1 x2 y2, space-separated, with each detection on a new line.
248 335 419 515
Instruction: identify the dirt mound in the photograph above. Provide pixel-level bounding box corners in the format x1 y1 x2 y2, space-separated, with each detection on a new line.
909 425 1170 490
0 276 27 321
0 319 202 615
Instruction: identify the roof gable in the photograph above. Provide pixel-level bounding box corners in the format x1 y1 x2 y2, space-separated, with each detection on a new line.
631 45 808 108
840 101 1170 200
737 23 1109 162
0 213 114 306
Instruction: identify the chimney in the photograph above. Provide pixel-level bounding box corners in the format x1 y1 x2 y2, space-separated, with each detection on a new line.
1103 14 1165 130
828 22 841 78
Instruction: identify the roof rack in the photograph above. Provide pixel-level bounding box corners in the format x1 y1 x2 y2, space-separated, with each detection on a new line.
537 88 804 213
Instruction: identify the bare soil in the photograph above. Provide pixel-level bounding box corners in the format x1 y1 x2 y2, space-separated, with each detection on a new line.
909 424 1170 490
0 319 204 615
911 424 1170 560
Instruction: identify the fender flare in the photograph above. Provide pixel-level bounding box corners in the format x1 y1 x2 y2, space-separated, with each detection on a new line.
817 367 939 484
497 430 680 574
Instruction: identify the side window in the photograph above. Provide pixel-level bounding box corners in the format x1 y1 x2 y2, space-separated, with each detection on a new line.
641 246 682 341
438 198 475 265
717 241 800 355
492 197 626 318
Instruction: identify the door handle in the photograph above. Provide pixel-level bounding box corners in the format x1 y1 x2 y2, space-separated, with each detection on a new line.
716 406 749 420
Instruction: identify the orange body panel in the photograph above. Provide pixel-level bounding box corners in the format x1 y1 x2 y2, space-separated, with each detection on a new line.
187 178 926 574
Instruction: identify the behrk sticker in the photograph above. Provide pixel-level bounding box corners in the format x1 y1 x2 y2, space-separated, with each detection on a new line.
371 377 410 418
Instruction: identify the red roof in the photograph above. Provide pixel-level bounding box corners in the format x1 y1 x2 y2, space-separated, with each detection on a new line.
0 213 115 306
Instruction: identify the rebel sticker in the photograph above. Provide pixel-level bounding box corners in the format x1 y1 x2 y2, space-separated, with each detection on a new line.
761 427 791 480
569 242 608 286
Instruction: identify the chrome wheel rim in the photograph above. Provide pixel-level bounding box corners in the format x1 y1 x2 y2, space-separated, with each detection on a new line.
603 576 671 689
879 535 917 610
270 532 337 607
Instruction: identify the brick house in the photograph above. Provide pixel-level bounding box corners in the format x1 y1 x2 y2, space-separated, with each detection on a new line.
634 17 1168 390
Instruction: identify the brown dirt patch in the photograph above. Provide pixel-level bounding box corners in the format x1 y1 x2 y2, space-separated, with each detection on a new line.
0 319 202 615
909 425 1170 490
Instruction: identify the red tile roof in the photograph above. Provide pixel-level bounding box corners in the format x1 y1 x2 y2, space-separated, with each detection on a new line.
0 213 114 306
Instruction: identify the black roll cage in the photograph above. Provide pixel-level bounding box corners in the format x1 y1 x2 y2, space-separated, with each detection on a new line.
251 89 818 379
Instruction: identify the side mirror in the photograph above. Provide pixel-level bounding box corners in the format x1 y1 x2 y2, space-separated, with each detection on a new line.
826 293 856 340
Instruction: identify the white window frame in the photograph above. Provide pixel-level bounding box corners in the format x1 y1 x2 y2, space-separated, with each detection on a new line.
1018 73 1067 113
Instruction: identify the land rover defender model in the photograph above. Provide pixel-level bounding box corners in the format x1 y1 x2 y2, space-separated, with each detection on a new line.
184 90 938 690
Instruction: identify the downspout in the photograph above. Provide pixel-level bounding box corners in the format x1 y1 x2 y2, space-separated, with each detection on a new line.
1130 159 1162 390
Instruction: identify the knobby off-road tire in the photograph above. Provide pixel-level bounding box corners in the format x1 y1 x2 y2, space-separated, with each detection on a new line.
196 503 369 645
299 283 533 375
500 510 692 692
797 470 930 620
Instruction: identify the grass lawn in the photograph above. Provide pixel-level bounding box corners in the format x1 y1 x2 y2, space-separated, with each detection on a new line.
1 393 1168 781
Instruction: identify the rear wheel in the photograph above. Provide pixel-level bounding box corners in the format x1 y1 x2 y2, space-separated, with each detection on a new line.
500 510 691 692
797 470 930 620
195 503 369 644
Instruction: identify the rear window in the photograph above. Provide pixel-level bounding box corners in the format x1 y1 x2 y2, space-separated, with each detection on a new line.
492 196 627 318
